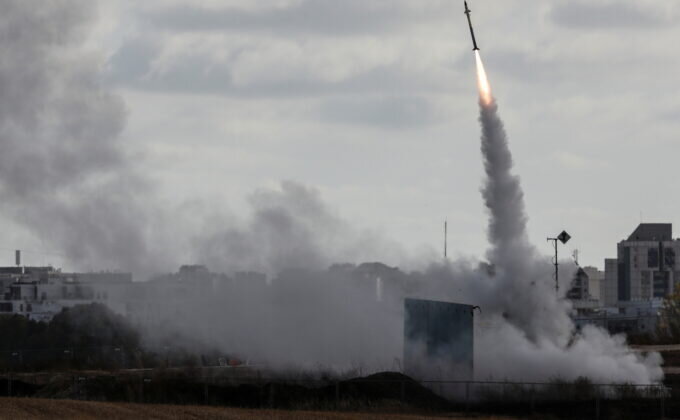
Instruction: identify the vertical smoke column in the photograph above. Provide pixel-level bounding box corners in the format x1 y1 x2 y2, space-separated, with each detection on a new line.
474 51 570 341
475 51 527 253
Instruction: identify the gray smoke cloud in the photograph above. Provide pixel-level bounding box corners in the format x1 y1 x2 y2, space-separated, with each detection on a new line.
194 181 404 276
0 1 400 278
0 0 164 274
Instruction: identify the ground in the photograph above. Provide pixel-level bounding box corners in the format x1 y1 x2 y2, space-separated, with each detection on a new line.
0 398 516 420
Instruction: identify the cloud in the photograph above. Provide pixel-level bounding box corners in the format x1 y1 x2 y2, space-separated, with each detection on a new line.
554 151 609 171
550 1 668 29
143 0 449 36
105 34 461 99
318 95 438 129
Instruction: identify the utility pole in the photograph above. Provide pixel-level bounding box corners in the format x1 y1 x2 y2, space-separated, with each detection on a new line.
444 220 448 259
547 231 571 296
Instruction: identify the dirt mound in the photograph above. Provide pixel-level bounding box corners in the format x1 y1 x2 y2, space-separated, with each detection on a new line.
22 370 450 410
333 372 451 410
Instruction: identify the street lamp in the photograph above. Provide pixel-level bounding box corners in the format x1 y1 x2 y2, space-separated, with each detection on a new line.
547 230 571 296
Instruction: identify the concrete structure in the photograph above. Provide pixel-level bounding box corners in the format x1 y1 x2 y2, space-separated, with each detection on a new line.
0 266 132 322
574 300 661 336
403 298 474 381
567 267 590 301
583 266 604 301
574 223 680 336
604 223 680 304
603 258 619 307
567 266 602 316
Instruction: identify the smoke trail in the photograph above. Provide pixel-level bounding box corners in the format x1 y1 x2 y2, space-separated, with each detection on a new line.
475 52 571 342
471 52 662 382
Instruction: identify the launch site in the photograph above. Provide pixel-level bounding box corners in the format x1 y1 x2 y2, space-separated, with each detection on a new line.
1 1 680 419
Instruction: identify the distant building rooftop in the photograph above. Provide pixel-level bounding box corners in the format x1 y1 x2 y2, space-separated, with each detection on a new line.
627 223 672 242
0 266 55 275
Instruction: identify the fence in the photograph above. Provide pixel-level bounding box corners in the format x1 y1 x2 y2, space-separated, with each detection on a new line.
0 345 208 372
418 379 670 420
0 347 675 420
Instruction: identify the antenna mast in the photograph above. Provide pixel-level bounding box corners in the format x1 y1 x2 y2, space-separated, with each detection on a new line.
444 220 448 259
547 230 571 296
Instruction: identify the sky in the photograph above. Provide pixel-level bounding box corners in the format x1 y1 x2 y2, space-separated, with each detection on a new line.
5 0 680 271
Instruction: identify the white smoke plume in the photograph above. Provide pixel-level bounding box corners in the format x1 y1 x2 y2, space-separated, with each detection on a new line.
478 97 573 343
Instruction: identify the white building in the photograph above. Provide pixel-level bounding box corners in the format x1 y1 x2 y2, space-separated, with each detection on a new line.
603 258 619 307
574 224 680 336
0 266 132 322
582 266 603 301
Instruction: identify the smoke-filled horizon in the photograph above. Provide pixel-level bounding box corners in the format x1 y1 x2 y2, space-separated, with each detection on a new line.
0 1 664 384
0 1 406 279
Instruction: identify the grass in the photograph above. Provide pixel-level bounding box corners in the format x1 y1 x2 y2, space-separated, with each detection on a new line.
0 398 519 420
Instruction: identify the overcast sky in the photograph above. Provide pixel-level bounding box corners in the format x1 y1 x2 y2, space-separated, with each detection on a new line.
9 0 680 270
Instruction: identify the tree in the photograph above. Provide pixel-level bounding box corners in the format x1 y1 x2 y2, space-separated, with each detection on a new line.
658 284 680 342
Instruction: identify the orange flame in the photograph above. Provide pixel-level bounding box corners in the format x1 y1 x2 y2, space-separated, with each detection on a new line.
475 51 492 105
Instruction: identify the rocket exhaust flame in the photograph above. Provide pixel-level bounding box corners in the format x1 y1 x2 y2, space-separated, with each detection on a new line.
475 51 492 106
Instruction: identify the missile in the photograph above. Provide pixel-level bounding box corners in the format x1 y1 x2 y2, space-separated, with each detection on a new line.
464 1 480 51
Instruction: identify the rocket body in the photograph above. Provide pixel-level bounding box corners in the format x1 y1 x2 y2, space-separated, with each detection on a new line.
464 1 480 51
